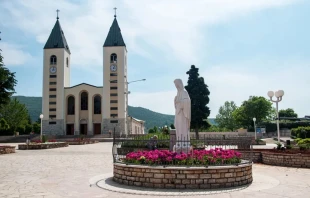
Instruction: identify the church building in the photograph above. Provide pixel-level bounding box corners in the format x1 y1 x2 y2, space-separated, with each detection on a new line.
41 12 145 136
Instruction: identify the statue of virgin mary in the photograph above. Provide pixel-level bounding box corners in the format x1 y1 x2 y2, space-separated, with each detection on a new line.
173 79 191 152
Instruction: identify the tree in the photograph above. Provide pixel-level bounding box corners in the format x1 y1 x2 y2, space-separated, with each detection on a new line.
233 96 273 129
0 98 29 134
185 65 211 139
170 123 175 129
279 108 298 118
215 101 239 131
0 32 18 107
0 118 9 130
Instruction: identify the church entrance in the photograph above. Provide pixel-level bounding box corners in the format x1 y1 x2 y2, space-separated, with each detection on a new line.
66 124 74 135
80 124 87 135
93 123 101 135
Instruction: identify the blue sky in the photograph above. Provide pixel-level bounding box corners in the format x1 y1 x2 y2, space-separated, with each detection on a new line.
0 0 309 118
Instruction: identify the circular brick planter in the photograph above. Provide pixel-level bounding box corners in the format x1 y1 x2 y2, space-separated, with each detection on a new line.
18 142 68 150
0 146 16 154
113 162 252 189
262 152 310 168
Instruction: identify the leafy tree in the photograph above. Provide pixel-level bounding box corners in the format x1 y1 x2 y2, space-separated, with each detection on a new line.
233 96 273 129
32 122 41 134
148 128 155 133
0 32 18 107
215 101 239 131
0 98 29 134
185 65 211 139
279 108 298 118
170 123 175 129
0 117 9 130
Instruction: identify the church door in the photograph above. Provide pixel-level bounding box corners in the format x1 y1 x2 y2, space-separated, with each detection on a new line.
80 124 87 135
66 124 74 135
93 124 101 135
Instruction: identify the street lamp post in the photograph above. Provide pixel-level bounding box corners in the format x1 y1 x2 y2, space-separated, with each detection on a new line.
110 79 146 135
39 114 44 141
267 90 284 143
253 117 256 140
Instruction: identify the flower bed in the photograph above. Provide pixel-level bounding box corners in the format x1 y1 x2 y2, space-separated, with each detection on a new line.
123 148 241 166
18 142 68 150
0 146 16 154
66 138 99 145
113 162 252 189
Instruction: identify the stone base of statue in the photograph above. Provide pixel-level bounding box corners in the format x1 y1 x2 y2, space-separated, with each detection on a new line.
173 141 193 154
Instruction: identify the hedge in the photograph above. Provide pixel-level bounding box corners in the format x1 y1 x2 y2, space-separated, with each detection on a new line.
291 127 310 139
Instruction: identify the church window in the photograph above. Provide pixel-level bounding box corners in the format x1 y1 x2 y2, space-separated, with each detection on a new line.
110 120 118 123
49 122 56 125
49 115 56 118
49 82 57 85
50 55 57 65
94 95 101 114
49 108 56 111
110 114 118 117
67 96 75 115
66 57 69 67
110 107 118 110
110 100 117 103
49 88 56 91
50 75 57 78
110 73 117 76
49 95 56 98
49 102 56 105
110 53 117 63
110 93 117 96
110 87 117 90
80 92 88 110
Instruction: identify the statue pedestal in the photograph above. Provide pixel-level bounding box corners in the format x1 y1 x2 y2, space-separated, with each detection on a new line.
173 141 192 154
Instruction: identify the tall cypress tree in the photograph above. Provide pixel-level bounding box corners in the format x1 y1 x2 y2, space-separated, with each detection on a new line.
185 65 211 139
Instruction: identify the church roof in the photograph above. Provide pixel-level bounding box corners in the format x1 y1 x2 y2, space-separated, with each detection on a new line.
103 17 126 47
44 19 71 54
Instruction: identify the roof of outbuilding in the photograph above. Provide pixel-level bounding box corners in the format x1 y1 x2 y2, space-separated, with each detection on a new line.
44 19 71 54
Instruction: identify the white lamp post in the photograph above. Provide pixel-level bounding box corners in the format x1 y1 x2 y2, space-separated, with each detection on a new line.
39 114 44 141
267 90 284 143
253 117 257 140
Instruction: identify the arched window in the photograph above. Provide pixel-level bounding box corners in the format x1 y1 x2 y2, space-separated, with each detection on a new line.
66 57 69 67
67 96 75 115
50 55 57 65
80 92 88 110
93 95 101 114
110 53 117 63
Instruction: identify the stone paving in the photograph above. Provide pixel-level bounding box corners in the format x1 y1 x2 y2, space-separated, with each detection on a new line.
0 143 309 198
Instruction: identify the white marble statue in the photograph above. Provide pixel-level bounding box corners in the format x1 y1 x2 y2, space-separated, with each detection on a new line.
173 79 192 153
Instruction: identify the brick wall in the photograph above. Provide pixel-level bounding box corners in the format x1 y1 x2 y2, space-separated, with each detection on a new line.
0 146 15 154
237 150 262 163
262 152 310 168
113 163 252 189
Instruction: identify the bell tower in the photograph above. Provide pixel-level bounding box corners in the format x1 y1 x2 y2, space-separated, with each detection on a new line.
102 10 128 136
42 10 71 135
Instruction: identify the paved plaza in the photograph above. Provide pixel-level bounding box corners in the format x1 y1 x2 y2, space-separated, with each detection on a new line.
0 143 310 198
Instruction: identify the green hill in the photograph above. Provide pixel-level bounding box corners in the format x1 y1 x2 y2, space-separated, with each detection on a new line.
12 96 216 129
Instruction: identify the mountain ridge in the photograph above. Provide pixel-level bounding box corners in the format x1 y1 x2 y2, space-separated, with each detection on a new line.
12 96 216 129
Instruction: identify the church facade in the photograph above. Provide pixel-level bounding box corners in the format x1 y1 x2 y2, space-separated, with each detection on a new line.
41 14 145 136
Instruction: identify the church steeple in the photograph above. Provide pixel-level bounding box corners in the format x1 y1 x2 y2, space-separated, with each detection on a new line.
103 13 126 47
44 12 70 54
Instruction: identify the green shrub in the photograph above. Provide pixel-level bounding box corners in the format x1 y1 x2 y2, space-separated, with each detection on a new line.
42 135 47 143
291 126 310 139
297 139 310 145
286 145 292 149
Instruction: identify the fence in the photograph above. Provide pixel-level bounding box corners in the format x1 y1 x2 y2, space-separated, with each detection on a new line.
112 134 254 167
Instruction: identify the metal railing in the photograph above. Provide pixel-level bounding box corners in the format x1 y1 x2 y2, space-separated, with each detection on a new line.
112 134 254 167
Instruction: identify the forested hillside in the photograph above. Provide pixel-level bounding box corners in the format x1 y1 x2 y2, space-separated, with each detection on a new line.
13 96 216 129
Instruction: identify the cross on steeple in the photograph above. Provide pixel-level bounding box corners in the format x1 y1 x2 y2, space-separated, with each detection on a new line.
56 9 60 20
114 7 117 18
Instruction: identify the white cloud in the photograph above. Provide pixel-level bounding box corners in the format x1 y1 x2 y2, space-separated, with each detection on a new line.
129 60 310 118
0 0 300 67
1 42 34 66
